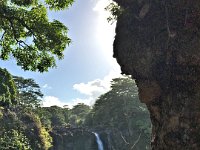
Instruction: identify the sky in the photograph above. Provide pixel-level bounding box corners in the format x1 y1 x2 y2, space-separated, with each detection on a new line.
0 0 121 108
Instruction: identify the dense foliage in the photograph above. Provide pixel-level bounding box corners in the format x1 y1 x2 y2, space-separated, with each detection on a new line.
0 129 31 150
0 108 52 150
0 0 73 72
0 68 17 107
0 68 151 149
0 69 52 150
85 76 151 149
13 76 43 108
37 103 91 129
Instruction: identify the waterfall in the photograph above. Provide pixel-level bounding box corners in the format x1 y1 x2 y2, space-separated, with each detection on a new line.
93 132 104 150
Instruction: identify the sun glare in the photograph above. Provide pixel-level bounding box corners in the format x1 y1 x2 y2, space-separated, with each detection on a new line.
93 0 120 72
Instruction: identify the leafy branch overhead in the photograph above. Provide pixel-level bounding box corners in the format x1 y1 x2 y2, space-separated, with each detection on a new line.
105 2 123 24
0 0 74 72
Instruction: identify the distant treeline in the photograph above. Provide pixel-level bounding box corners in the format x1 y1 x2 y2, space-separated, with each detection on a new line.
0 68 151 150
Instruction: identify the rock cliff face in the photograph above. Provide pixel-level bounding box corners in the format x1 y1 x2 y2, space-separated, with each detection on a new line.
113 0 200 149
99 129 150 150
49 127 150 150
49 128 97 150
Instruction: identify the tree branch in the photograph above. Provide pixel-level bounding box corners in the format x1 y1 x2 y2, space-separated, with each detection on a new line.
120 131 129 145
131 132 142 149
8 19 31 49
0 8 39 46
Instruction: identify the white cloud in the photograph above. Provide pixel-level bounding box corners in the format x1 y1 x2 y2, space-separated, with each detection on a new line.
42 70 122 108
73 79 108 96
73 70 122 106
41 96 69 107
41 96 93 109
71 98 94 106
42 84 52 89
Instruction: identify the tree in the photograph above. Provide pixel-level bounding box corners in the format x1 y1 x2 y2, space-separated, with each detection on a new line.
113 0 200 149
0 68 17 107
71 103 91 118
0 129 32 150
37 106 70 127
0 0 73 72
13 76 43 108
89 76 151 150
19 111 52 150
0 107 52 150
70 103 91 127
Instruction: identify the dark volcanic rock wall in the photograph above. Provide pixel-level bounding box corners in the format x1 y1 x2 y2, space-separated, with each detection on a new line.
113 0 200 149
113 0 200 102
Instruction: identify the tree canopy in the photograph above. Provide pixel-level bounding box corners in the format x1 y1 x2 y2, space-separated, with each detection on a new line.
0 0 73 72
85 76 151 149
13 76 43 108
0 68 17 107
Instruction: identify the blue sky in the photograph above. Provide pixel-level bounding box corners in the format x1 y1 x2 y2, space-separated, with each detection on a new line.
1 0 121 107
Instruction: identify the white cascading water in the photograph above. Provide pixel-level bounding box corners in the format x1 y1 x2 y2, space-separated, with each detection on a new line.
93 132 104 150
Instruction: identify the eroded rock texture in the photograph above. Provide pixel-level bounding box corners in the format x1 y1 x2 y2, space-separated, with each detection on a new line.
49 128 97 150
113 0 200 149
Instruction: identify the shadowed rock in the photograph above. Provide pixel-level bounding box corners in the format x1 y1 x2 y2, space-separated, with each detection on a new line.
113 0 200 149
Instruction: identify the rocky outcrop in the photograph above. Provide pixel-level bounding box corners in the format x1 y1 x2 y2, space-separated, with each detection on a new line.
49 127 97 150
50 127 102 150
113 0 200 149
49 127 150 150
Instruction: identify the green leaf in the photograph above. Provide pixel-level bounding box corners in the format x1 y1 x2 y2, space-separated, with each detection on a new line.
45 0 74 10
0 0 73 72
